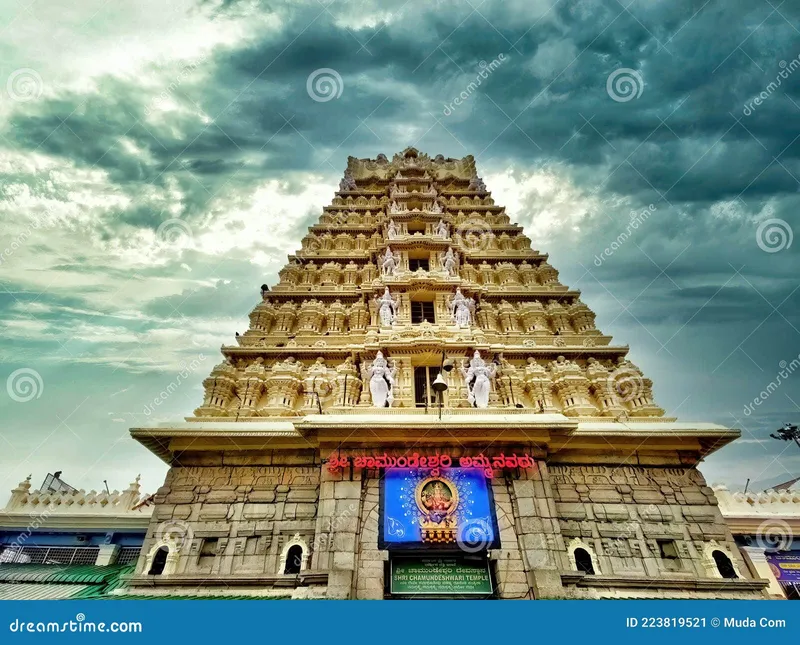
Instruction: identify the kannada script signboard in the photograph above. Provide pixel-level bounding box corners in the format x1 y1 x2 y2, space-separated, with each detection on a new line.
390 557 493 595
767 552 800 582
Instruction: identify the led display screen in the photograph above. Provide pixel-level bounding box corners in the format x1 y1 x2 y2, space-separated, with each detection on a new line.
380 467 500 550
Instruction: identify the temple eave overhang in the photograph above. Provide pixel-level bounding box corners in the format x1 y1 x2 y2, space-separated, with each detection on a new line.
0 512 150 531
130 417 739 465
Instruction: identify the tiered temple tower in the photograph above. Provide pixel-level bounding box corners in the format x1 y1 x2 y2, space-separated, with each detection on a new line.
129 149 767 599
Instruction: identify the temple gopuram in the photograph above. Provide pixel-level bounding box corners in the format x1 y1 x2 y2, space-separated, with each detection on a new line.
128 148 768 599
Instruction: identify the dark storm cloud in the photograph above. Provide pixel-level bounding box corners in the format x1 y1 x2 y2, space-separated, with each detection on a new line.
2 0 799 487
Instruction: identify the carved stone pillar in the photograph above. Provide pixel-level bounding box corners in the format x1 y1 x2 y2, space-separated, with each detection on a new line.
263 358 303 413
496 300 521 333
298 299 325 333
537 261 560 286
546 300 572 334
518 260 537 286
585 358 625 417
326 300 347 333
275 302 298 332
249 300 276 333
348 300 370 332
548 356 598 416
569 301 597 333
235 358 267 417
342 261 360 286
519 301 547 332
196 359 239 416
319 262 342 286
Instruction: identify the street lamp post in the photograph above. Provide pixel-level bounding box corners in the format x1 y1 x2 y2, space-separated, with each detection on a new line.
770 423 800 448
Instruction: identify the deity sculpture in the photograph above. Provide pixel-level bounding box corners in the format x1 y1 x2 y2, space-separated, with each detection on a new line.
390 201 402 214
430 201 443 215
380 247 402 277
434 218 448 237
448 288 474 326
368 351 397 408
387 219 399 240
375 287 399 326
440 247 458 277
468 173 486 192
461 350 496 408
339 169 357 191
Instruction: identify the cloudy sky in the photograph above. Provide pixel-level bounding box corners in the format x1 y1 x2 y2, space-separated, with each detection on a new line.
0 0 798 496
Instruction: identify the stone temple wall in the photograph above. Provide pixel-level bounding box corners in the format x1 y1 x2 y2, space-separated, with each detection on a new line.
135 460 764 599
544 464 759 598
137 465 322 596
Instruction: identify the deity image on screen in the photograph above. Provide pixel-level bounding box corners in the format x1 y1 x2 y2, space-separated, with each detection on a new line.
416 477 459 527
382 468 499 549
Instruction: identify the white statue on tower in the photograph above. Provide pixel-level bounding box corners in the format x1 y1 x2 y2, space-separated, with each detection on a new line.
431 201 443 215
375 287 399 326
449 288 474 326
387 219 399 240
440 247 459 277
368 351 397 408
461 350 496 408
390 201 402 214
434 218 448 236
381 247 401 277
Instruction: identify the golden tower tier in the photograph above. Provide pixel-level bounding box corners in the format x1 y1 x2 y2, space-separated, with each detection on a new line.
129 148 767 600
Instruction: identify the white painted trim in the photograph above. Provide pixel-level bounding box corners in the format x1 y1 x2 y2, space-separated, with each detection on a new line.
278 534 309 574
